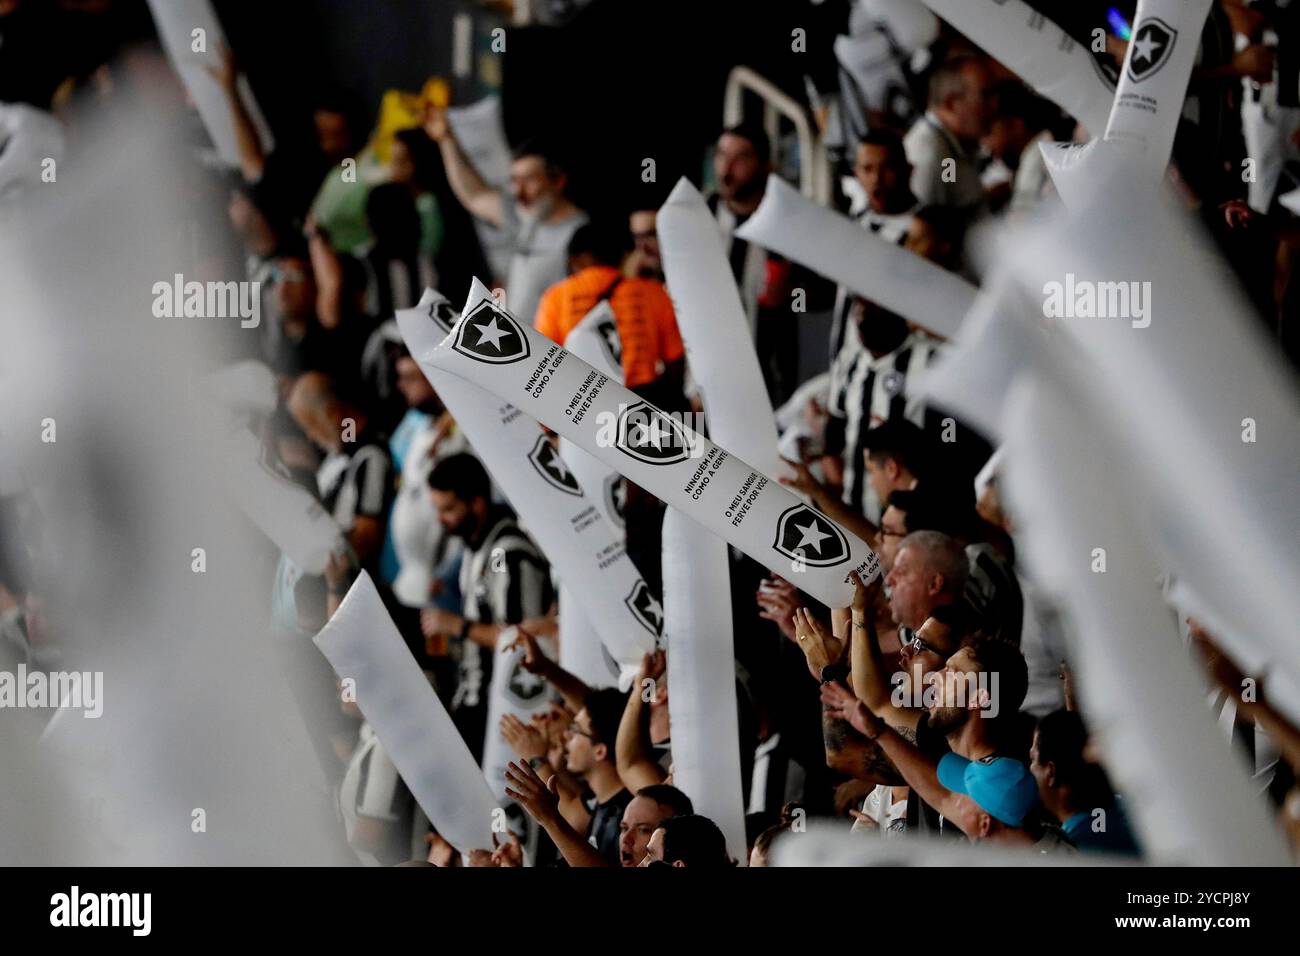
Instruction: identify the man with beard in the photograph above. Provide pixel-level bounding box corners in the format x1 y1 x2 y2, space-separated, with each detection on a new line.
813 572 969 836
706 122 829 405
423 107 588 327
824 631 1040 844
422 453 553 761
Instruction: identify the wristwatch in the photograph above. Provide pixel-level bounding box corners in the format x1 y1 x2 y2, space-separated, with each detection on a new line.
528 756 548 771
457 617 472 641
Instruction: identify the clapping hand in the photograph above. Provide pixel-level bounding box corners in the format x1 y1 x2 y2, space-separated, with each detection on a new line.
504 759 562 829
501 713 548 761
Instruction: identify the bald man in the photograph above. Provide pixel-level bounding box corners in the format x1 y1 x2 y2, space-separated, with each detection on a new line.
288 372 393 572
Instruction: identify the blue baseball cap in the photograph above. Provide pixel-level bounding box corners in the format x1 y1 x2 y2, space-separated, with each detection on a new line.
937 753 1039 827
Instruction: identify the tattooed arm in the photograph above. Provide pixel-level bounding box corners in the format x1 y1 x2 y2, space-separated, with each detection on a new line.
822 706 905 786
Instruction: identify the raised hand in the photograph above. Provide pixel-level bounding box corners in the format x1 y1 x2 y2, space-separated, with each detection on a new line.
757 577 801 642
504 759 563 829
850 570 881 614
491 830 523 868
505 627 550 674
501 713 548 761
794 607 844 675
778 457 825 499
820 680 876 739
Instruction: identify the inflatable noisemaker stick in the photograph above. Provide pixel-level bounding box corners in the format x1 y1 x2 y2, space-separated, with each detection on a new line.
424 279 881 609
396 291 658 688
314 572 503 855
735 177 975 341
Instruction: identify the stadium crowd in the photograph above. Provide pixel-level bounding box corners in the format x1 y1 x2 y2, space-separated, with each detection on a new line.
3 0 1300 867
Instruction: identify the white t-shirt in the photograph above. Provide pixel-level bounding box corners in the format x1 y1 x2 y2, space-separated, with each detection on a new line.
390 424 468 607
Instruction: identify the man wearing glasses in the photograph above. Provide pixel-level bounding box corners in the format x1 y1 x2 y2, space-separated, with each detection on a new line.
504 688 632 866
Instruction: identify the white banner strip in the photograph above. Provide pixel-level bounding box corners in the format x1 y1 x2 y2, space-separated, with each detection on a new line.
734 176 974 340
558 302 629 536
1103 0 1214 171
397 291 658 681
1002 373 1288 865
144 0 275 168
658 177 782 476
218 425 342 575
424 279 880 609
662 507 748 865
313 572 501 854
917 0 1114 136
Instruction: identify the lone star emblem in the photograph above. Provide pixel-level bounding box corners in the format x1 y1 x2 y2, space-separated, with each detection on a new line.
451 298 531 364
614 401 694 466
603 474 626 528
625 580 664 636
507 657 547 704
1126 17 1177 83
528 434 582 496
773 503 851 567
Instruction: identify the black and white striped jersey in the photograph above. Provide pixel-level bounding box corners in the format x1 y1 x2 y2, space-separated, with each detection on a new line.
826 330 942 520
317 435 393 533
453 507 554 712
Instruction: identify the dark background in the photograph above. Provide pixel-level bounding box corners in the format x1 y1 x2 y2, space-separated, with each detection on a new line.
1 0 1137 216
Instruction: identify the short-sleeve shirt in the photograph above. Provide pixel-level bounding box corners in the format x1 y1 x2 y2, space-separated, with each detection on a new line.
500 198 588 330
534 265 685 388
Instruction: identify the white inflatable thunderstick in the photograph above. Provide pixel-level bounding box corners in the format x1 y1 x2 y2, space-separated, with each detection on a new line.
662 508 748 865
1039 0 1215 204
144 0 275 168
557 302 629 536
424 280 881 608
917 0 1114 136
657 177 782 476
396 291 658 685
314 572 502 855
735 177 975 340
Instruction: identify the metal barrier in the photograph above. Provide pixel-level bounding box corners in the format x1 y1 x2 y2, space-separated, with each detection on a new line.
722 65 830 204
